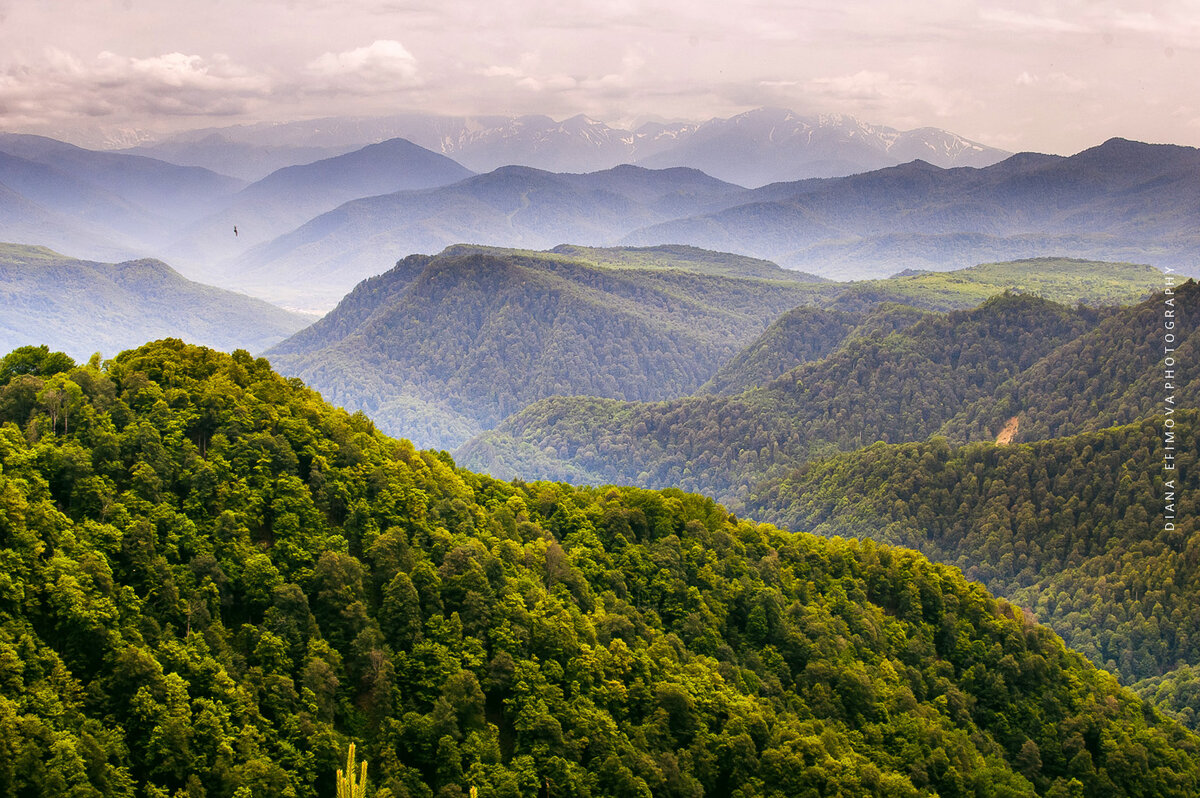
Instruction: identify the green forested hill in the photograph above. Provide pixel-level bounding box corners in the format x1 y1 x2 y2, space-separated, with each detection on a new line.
0 243 314 359
942 280 1198 444
460 294 1103 505
831 258 1167 312
541 244 827 281
744 416 1198 718
698 304 932 396
267 249 823 450
2 340 1198 796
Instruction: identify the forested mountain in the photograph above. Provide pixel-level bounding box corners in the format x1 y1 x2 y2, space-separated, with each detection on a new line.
267 249 823 449
624 139 1200 278
744 415 1198 723
166 138 473 271
693 258 1164 397
943 280 1198 445
2 339 1196 796
459 293 1102 504
0 244 312 358
542 244 827 281
831 258 1165 312
699 304 931 396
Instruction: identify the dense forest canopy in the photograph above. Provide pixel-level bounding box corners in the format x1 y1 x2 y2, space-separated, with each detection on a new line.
2 340 1197 796
459 292 1105 506
266 250 823 450
263 248 1166 454
745 416 1199 722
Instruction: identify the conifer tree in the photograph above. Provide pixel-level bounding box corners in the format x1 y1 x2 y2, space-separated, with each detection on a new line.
337 744 368 798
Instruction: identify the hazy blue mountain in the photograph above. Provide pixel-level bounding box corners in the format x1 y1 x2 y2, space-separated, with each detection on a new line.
123 108 1007 186
0 149 177 251
392 112 696 174
0 134 244 263
121 132 355 181
0 133 244 221
116 112 694 175
625 138 1200 277
0 243 313 359
227 165 747 310
0 177 140 262
635 107 1009 186
165 137 473 270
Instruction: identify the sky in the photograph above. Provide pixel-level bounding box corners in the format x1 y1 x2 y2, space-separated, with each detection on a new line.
0 0 1197 154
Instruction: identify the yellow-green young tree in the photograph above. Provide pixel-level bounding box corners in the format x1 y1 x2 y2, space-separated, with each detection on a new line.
337 744 368 798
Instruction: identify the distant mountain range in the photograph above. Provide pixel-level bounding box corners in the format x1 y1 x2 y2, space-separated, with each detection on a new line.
222 137 1200 308
0 243 312 359
164 137 473 272
0 133 242 261
225 164 748 309
120 107 1009 186
624 138 1200 278
1 119 1195 312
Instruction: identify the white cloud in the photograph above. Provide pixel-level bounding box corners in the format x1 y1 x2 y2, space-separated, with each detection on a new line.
307 39 419 83
0 48 271 127
478 49 645 96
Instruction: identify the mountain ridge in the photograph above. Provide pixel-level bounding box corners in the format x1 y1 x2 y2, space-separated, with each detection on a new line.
267 247 825 448
115 106 1010 187
0 243 313 358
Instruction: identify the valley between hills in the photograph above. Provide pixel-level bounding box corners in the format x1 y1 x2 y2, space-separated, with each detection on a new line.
0 119 1197 796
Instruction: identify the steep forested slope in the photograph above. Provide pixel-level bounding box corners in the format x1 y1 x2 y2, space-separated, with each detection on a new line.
746 417 1197 708
943 280 1199 444
0 243 313 358
698 304 932 396
460 294 1103 505
1 340 1197 796
268 250 822 450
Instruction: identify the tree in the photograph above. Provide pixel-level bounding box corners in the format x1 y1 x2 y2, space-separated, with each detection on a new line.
337 743 368 798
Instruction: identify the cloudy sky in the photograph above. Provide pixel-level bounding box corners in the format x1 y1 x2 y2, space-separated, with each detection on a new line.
1 0 1197 153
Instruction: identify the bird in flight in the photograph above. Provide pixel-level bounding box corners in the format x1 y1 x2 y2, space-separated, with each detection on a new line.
233 225 239 237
